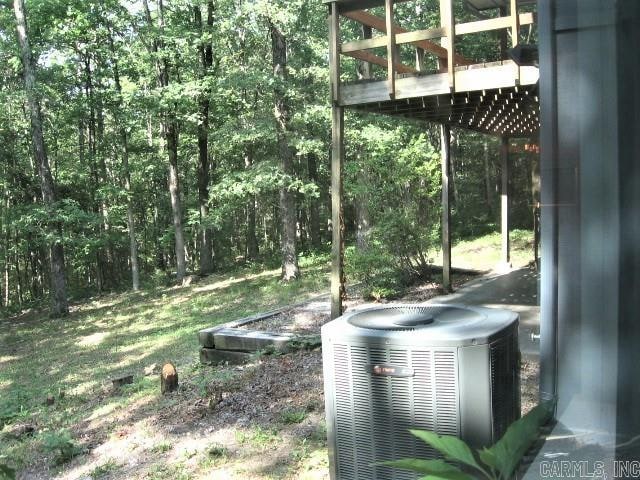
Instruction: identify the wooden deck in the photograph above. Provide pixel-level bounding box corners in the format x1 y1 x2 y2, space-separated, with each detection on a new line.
340 61 539 136
328 0 540 137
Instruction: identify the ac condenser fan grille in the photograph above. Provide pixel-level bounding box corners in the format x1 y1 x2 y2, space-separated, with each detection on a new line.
346 305 484 331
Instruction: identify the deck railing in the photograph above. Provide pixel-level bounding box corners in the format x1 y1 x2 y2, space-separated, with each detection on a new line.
329 0 536 99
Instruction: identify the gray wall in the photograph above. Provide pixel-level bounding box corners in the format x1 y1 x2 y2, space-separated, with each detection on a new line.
539 0 640 455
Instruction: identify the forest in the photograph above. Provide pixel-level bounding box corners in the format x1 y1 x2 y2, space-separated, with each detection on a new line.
0 0 538 318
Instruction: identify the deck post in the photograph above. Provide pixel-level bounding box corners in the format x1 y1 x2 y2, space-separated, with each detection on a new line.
499 6 508 59
358 25 373 79
385 0 396 98
440 124 452 292
510 0 520 83
500 136 511 268
329 2 345 319
440 0 455 90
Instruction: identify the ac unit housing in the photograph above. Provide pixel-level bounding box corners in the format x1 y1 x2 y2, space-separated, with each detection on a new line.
322 304 520 480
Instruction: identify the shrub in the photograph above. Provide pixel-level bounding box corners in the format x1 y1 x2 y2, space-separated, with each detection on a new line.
41 429 83 465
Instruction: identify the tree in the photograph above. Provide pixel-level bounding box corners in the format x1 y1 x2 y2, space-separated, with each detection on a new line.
269 20 299 281
13 0 68 316
194 1 215 275
143 0 187 282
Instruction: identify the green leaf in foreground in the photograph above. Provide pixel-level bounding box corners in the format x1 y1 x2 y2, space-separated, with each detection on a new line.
409 429 487 476
380 458 473 480
486 401 554 479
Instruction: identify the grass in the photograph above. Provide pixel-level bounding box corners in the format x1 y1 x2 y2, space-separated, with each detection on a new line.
436 229 536 272
0 255 330 476
280 408 308 425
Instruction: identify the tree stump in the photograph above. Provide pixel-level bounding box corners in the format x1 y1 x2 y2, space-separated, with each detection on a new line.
160 362 178 394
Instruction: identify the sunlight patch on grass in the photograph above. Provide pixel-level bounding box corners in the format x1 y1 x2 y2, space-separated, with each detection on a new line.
87 402 121 422
77 331 110 347
192 268 280 294
0 355 19 366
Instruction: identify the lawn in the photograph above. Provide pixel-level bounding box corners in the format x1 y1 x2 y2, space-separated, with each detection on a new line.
1 254 331 480
0 231 536 480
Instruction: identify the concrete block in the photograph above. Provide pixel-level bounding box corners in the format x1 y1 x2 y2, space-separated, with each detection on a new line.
213 328 295 352
198 310 281 347
199 347 254 365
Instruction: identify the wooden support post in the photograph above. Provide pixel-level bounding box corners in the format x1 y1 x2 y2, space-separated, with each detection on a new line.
329 2 340 102
359 25 373 79
329 2 345 319
440 0 455 90
331 106 345 319
510 0 520 83
500 136 511 268
385 0 396 98
499 6 508 60
415 46 425 71
440 124 452 292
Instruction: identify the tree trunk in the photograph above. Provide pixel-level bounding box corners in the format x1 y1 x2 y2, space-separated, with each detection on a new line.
450 129 459 206
270 21 299 281
245 150 259 260
355 154 371 251
307 153 322 250
110 49 140 290
144 0 186 281
83 53 106 293
14 0 68 316
195 3 214 275
165 123 186 281
483 140 494 218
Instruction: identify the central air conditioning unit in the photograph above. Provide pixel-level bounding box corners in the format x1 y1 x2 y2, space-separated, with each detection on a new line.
322 304 520 480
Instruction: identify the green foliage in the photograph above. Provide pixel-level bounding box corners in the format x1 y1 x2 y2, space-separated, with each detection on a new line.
280 408 308 425
88 459 118 479
0 394 31 429
383 401 554 480
0 462 15 480
206 443 228 459
41 429 83 465
151 441 173 454
346 244 405 300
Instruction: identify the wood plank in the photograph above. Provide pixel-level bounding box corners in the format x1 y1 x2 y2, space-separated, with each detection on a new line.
341 27 446 53
340 12 534 54
415 46 425 71
329 3 341 102
324 0 412 14
510 0 520 83
343 10 471 65
440 0 455 89
342 49 417 74
455 12 534 35
397 27 447 44
339 63 538 105
510 0 520 48
385 0 396 98
359 24 373 79
341 35 387 53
